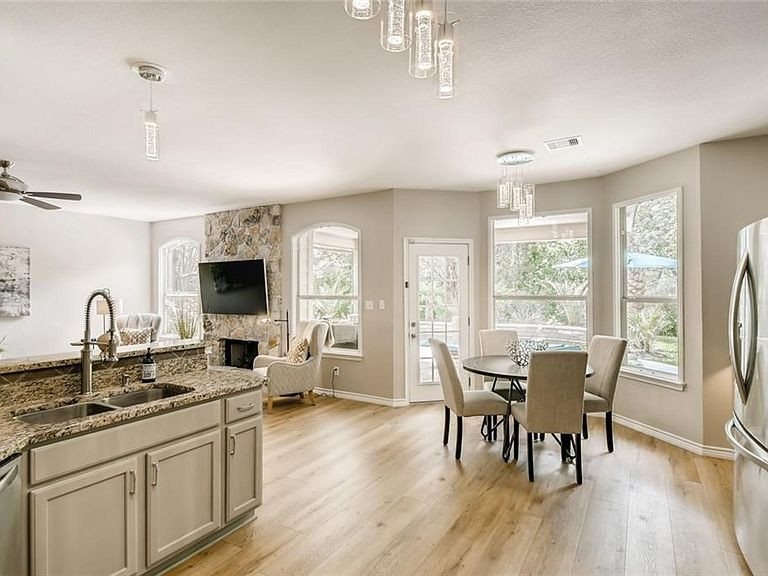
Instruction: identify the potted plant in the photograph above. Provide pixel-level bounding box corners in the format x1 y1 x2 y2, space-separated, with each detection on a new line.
174 308 200 340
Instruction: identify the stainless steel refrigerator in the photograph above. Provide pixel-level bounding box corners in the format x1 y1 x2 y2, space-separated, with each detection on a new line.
727 217 768 576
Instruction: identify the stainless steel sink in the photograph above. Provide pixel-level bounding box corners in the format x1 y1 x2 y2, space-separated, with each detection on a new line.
100 386 193 408
16 402 117 425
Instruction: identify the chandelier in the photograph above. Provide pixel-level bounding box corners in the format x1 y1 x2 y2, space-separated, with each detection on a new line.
132 63 167 161
345 0 457 100
496 151 536 221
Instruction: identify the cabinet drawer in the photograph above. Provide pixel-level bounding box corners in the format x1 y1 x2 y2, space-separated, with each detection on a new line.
30 401 220 485
225 390 261 422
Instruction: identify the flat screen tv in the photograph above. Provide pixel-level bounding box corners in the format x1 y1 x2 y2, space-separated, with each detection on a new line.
198 259 269 316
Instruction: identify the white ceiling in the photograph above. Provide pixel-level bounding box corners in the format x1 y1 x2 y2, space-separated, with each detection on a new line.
2 1 768 222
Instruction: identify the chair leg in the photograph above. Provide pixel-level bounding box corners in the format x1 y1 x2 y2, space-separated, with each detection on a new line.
503 415 510 455
513 419 520 460
582 413 589 439
527 432 534 482
560 434 567 463
492 415 498 441
575 433 583 485
308 389 316 406
606 411 614 453
267 395 274 414
455 416 463 460
443 406 450 446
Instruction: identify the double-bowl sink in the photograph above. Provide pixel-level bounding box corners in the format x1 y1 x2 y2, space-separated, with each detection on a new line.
15 385 194 425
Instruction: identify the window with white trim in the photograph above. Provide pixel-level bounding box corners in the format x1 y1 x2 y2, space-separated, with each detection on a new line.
616 189 683 382
159 238 201 339
492 212 590 348
294 225 361 355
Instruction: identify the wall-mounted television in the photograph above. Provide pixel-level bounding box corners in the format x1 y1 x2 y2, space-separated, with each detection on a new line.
198 259 269 316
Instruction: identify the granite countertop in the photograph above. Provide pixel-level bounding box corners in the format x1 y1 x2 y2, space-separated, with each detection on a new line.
0 339 207 375
0 366 264 462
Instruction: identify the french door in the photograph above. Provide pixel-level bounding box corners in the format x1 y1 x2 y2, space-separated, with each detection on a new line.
406 241 471 403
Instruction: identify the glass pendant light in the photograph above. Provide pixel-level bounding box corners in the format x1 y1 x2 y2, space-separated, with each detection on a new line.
436 1 456 98
345 0 381 20
496 151 536 220
408 0 436 78
132 63 166 162
381 0 411 52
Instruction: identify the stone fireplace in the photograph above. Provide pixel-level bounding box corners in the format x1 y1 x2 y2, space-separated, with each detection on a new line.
203 205 283 366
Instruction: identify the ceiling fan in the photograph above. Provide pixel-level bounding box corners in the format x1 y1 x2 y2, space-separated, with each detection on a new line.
0 160 83 210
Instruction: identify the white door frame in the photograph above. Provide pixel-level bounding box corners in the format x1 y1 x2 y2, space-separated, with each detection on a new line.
403 237 475 404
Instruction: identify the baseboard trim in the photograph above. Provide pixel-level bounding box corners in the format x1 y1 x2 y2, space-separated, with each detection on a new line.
598 412 733 460
315 388 409 408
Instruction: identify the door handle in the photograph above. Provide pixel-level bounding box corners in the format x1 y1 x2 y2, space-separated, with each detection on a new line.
230 435 236 456
726 418 768 471
151 462 159 486
410 333 417 339
0 464 17 494
128 470 136 495
237 402 257 412
728 252 758 403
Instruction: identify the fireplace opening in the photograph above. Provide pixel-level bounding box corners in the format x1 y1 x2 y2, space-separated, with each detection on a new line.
222 338 259 369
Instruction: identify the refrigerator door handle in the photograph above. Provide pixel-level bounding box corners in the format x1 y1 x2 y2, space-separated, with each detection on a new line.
726 417 768 472
729 252 758 404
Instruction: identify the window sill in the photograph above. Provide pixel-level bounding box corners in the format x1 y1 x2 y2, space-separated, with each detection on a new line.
620 369 686 391
323 351 364 362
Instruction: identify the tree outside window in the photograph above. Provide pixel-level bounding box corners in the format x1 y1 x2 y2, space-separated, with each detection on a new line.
159 238 201 339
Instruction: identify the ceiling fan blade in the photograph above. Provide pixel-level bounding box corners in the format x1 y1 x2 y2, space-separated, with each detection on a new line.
20 196 60 210
26 191 82 201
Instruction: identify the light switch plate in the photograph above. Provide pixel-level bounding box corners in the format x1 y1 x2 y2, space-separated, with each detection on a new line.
378 300 386 310
365 300 374 310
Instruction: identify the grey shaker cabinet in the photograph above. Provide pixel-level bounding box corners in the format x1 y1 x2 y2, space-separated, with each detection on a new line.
225 416 263 522
30 457 139 576
145 429 222 567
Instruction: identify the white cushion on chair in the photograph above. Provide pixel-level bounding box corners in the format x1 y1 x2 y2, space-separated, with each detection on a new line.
461 390 509 417
583 391 609 413
253 367 268 378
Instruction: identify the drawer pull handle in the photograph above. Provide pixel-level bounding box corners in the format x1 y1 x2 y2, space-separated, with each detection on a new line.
237 402 257 412
129 470 136 495
230 435 237 456
151 462 159 486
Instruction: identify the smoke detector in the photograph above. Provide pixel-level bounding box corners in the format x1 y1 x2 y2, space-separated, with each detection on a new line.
131 62 167 83
543 135 583 151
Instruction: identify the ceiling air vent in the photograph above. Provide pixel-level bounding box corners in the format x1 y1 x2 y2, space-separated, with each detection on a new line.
543 135 583 151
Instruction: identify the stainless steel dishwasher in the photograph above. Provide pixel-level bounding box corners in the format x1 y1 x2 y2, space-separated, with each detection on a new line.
0 454 22 576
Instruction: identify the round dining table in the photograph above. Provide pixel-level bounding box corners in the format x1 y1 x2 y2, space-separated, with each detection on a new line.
461 355 595 461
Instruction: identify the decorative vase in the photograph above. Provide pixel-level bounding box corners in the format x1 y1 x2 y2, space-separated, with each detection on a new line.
506 339 548 367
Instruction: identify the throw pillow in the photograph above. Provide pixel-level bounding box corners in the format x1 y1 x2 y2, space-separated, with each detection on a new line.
285 337 309 364
119 327 153 346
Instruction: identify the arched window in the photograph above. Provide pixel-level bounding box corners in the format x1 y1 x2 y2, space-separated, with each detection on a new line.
159 238 201 339
293 224 361 355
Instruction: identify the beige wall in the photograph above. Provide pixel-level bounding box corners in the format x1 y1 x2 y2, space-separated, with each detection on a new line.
150 216 205 313
281 190 396 399
699 136 768 446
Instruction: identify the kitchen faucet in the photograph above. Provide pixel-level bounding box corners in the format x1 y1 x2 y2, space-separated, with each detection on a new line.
72 289 119 394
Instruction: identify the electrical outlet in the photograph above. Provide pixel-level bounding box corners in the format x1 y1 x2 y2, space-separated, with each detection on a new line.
333 366 340 376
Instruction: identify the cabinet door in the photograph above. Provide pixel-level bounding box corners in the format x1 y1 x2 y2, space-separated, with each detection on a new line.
225 416 263 522
30 457 138 576
146 429 221 566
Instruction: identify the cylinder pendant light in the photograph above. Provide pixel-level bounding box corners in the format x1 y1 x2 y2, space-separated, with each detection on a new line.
408 0 436 78
345 0 381 20
381 0 411 52
132 63 167 162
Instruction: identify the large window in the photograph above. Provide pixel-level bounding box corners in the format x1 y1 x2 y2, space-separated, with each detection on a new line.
294 225 361 355
159 238 201 339
492 212 590 348
615 189 682 383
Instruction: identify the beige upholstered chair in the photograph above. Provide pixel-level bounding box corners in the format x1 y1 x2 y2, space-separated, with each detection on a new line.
253 321 330 413
429 338 510 460
116 313 162 342
477 329 522 440
582 335 628 452
510 351 588 484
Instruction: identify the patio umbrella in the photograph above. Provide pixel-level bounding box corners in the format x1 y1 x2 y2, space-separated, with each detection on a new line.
555 252 677 269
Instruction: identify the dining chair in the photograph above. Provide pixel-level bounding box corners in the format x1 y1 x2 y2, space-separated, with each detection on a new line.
429 338 510 460
478 329 524 440
582 335 628 453
510 351 588 484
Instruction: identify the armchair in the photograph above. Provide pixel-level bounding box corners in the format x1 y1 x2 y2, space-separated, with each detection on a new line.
116 313 162 342
253 320 331 413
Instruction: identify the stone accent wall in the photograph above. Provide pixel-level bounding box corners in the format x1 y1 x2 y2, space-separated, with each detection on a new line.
203 205 283 365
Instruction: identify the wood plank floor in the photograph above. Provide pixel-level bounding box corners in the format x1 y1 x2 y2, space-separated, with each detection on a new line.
168 396 751 576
